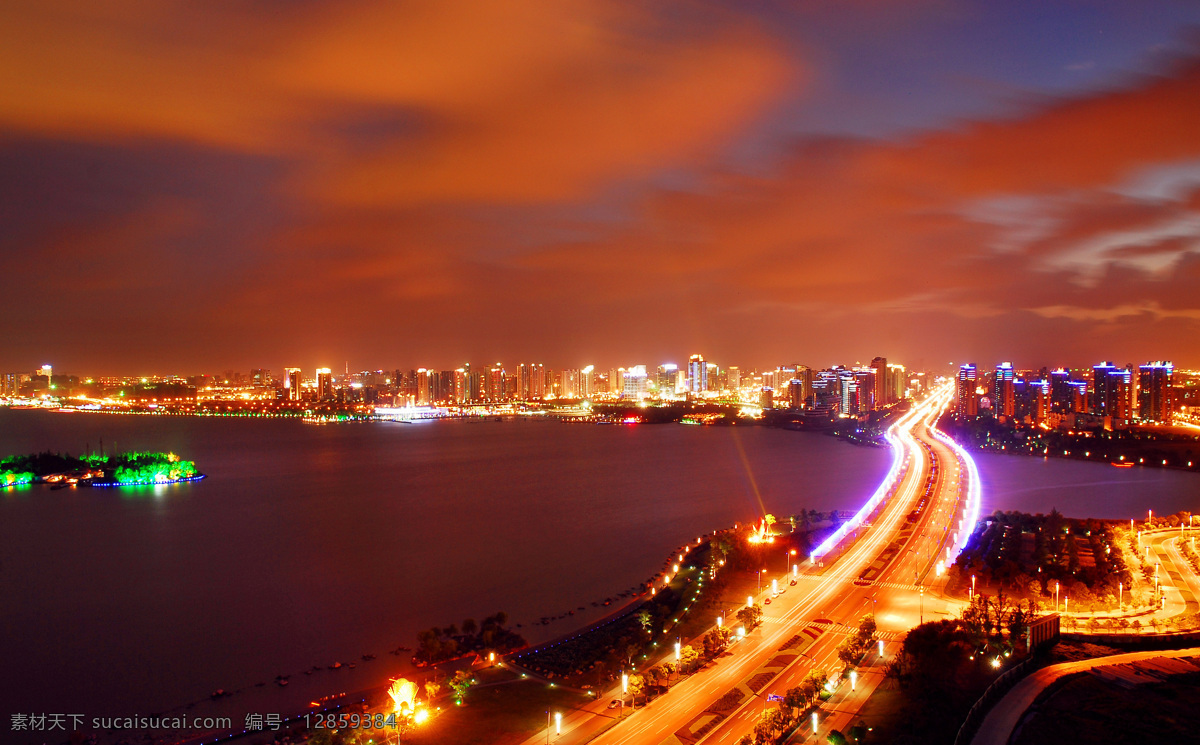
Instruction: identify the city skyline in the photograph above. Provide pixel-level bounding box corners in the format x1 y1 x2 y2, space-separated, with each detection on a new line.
4 2 1200 372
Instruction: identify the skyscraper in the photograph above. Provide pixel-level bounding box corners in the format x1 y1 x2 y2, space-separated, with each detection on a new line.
487 363 505 402
855 369 876 412
316 368 334 401
993 362 1015 419
623 365 648 399
581 366 595 399
870 357 888 406
728 366 741 391
688 354 707 393
788 378 805 409
956 364 978 419
560 369 580 399
1138 361 1174 422
284 367 303 401
1091 362 1119 417
657 364 678 397
839 371 860 415
1049 368 1073 414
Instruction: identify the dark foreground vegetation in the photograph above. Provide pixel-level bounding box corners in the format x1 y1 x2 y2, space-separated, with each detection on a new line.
949 509 1132 604
414 612 526 665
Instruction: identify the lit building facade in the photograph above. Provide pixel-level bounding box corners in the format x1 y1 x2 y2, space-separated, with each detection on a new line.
956 363 978 418
993 362 1015 419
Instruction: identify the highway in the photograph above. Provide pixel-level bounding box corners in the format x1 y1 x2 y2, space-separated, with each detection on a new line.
526 385 981 745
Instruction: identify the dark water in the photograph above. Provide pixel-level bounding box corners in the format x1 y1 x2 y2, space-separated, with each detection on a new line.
976 450 1200 519
0 410 891 730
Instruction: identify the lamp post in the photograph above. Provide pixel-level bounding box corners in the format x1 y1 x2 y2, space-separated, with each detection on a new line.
919 585 924 624
555 712 562 737
970 574 976 601
786 548 797 575
1119 581 1123 612
1055 581 1060 613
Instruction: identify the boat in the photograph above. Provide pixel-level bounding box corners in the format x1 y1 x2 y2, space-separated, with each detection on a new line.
1112 462 1134 468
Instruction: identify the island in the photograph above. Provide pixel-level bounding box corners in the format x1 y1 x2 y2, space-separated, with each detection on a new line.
0 450 205 487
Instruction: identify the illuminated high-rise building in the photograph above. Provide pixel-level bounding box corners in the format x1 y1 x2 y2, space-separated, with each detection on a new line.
788 378 805 409
870 357 888 406
855 369 876 412
415 368 432 405
487 364 505 402
1049 368 1073 414
581 366 595 398
956 363 978 418
515 364 530 400
530 363 545 399
1067 381 1089 413
687 354 707 393
993 362 1015 419
728 366 741 391
1091 362 1133 422
796 365 814 404
656 364 678 398
560 368 580 399
609 368 623 395
316 368 334 401
283 367 303 401
453 368 467 403
760 387 774 409
1138 361 1174 422
0 372 17 397
839 371 860 415
623 365 648 399
887 363 905 402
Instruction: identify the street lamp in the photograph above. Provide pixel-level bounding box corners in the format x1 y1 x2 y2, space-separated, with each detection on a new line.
850 670 857 691
555 712 562 736
622 673 628 694
1055 581 1060 613
747 595 754 609
970 574 976 601
1119 581 1123 611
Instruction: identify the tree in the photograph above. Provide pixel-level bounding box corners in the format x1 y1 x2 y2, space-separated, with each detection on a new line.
736 604 764 629
628 674 645 707
680 644 699 672
425 679 441 700
857 614 877 642
448 670 474 703
637 609 654 635
461 618 477 637
826 729 848 745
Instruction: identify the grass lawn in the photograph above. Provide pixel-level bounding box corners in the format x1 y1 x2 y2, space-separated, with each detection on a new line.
852 681 907 744
1012 671 1200 745
404 677 592 745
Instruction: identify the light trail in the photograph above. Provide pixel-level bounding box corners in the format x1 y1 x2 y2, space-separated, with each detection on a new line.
811 390 946 561
929 398 983 564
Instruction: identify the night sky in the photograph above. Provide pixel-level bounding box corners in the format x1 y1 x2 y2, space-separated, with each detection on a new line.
3 1 1200 374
